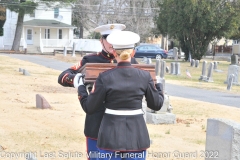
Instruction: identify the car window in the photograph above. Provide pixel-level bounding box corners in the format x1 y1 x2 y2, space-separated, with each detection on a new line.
138 46 148 51
148 46 158 50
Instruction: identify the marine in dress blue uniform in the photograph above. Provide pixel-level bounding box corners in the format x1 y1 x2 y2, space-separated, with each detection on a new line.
76 31 164 160
58 24 138 160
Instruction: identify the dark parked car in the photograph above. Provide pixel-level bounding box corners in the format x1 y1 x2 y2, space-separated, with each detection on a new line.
134 45 168 59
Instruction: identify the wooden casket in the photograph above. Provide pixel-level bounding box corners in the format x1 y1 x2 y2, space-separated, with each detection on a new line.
78 63 156 83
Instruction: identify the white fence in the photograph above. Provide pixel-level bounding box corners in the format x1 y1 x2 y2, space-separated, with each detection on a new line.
41 39 72 47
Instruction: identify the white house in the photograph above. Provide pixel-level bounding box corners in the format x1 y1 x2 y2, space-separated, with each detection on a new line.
3 2 76 53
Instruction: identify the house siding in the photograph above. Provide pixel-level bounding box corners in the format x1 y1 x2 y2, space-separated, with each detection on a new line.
24 4 72 25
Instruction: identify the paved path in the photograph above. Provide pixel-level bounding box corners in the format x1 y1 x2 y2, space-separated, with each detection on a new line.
5 54 240 108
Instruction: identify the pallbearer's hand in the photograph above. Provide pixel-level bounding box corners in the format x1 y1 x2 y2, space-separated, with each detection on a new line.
73 73 84 88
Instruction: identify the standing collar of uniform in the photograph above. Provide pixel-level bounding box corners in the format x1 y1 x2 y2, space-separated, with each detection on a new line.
117 61 132 67
100 50 115 60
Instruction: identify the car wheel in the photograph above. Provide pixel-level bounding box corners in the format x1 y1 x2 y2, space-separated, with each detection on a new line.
155 54 162 60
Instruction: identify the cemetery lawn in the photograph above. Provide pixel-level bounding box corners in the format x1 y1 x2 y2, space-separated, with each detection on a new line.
1 54 240 160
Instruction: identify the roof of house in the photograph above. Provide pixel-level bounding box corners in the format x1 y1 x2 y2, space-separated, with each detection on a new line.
23 19 76 28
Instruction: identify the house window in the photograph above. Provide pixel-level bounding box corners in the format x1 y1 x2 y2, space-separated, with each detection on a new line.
54 8 59 18
45 29 50 39
30 10 35 17
58 29 62 39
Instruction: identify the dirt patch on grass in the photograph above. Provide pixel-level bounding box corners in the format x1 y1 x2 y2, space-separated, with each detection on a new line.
1 54 240 160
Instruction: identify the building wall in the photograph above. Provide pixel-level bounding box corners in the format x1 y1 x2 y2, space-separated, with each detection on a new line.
2 10 18 49
24 3 72 25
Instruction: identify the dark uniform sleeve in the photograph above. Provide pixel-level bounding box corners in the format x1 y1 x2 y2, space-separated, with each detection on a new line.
58 57 88 87
145 73 164 111
78 74 106 114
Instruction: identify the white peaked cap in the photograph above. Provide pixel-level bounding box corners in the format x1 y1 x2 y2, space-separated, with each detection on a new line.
94 24 126 35
107 31 140 49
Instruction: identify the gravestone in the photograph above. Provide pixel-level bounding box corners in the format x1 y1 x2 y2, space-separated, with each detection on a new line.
160 60 166 78
155 59 160 77
72 42 76 57
205 62 214 82
63 46 67 56
175 62 181 75
227 74 234 91
36 94 51 109
166 66 170 73
213 61 218 70
147 58 152 64
195 60 199 68
145 73 175 124
23 69 30 76
191 59 195 67
146 94 176 124
199 61 207 81
205 118 240 160
231 54 239 65
173 47 178 61
170 62 175 74
142 57 148 64
225 65 240 85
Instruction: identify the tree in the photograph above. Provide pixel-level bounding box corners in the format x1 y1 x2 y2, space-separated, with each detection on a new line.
155 0 240 60
6 0 75 52
0 4 6 36
72 0 159 40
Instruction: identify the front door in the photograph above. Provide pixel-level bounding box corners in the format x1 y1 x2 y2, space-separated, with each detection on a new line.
26 29 33 44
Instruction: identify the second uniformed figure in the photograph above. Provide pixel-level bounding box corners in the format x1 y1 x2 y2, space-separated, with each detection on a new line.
77 31 164 160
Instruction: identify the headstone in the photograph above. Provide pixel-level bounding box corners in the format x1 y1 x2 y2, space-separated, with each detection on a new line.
175 62 181 75
160 60 166 78
166 66 170 73
205 62 214 82
72 42 76 57
231 54 239 65
147 58 152 64
19 68 23 72
155 59 160 77
225 65 240 85
205 118 240 160
195 60 199 68
155 94 169 113
146 112 176 124
213 61 218 70
23 69 30 76
36 94 51 109
170 62 175 74
227 74 234 91
199 61 207 81
142 57 148 64
173 47 178 61
63 46 67 56
191 59 195 67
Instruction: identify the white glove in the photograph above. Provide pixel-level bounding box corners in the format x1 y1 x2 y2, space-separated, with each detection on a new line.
73 73 84 88
156 76 163 83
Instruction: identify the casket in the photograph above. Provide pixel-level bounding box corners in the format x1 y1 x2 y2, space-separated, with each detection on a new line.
78 63 156 83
